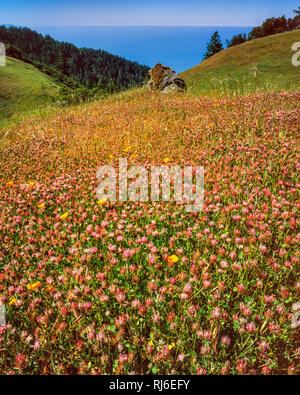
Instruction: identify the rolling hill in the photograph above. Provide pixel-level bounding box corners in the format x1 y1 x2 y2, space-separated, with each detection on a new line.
181 29 300 95
0 25 149 91
0 56 64 121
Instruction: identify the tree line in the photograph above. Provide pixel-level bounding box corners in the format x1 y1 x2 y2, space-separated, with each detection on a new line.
203 6 300 60
0 25 150 92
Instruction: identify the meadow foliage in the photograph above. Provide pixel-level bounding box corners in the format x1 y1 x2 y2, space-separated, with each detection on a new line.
0 89 299 374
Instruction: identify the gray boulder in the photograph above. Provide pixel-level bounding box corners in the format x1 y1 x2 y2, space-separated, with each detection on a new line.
147 63 186 93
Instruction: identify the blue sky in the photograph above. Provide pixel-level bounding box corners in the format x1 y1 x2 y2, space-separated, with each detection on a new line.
1 0 299 26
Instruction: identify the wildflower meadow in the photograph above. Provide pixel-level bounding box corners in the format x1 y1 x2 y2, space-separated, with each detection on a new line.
0 89 299 375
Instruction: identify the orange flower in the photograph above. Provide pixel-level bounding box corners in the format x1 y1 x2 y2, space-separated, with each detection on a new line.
29 181 35 188
27 281 41 290
6 181 13 186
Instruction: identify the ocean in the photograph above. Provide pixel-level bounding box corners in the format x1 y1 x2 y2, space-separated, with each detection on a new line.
30 26 253 72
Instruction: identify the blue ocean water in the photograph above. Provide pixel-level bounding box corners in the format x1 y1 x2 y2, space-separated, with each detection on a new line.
31 26 252 72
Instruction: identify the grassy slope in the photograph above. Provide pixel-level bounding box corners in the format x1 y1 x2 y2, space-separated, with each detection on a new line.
181 30 300 95
0 57 63 123
1 30 299 131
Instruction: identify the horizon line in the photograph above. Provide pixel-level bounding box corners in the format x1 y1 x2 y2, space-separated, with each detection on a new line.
3 24 254 28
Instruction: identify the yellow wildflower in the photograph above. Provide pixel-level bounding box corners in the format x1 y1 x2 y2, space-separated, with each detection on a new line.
29 181 35 188
9 298 17 306
163 157 170 164
60 212 69 220
168 342 176 350
38 203 45 208
6 181 13 186
148 340 154 346
168 255 179 263
123 146 132 153
98 198 108 206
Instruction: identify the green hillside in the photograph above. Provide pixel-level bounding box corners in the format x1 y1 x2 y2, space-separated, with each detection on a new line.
181 29 300 95
0 57 63 122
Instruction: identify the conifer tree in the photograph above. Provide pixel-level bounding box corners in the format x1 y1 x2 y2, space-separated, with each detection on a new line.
203 31 223 60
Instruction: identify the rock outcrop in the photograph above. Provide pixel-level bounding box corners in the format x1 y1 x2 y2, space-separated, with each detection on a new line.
147 63 186 93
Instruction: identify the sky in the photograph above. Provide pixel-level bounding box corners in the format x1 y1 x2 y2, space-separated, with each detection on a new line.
0 0 299 27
